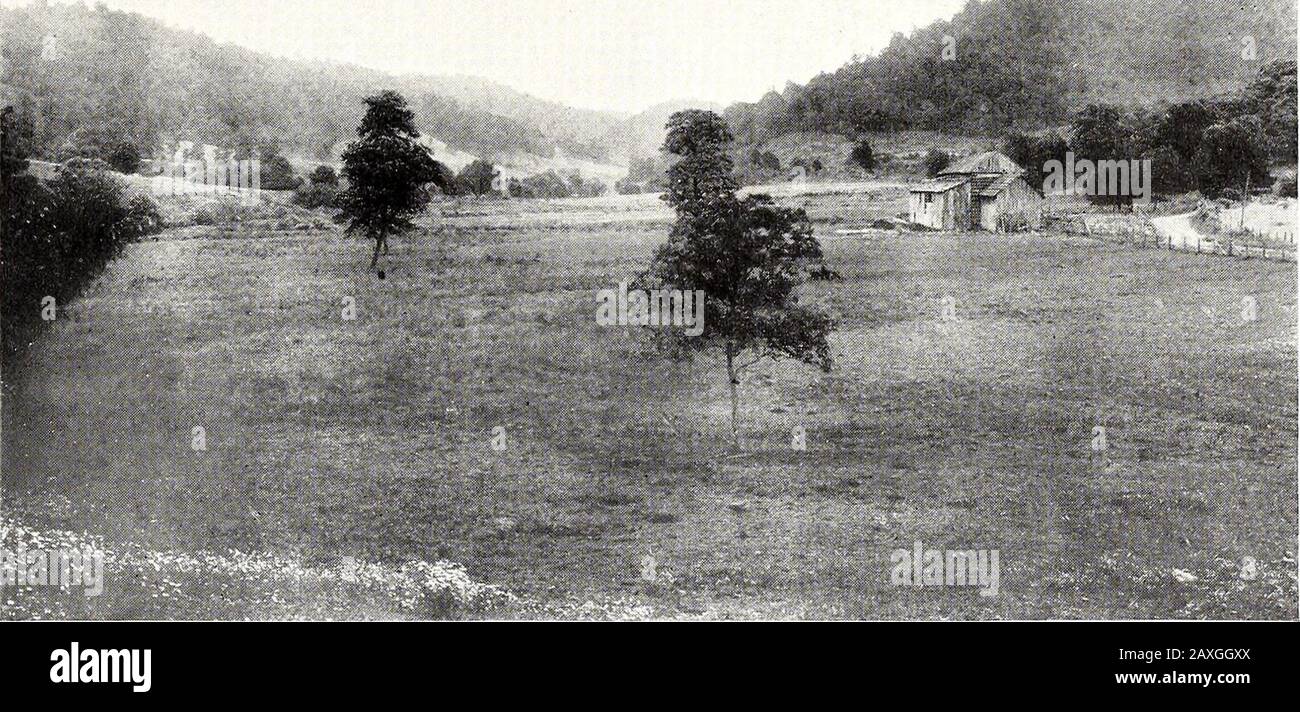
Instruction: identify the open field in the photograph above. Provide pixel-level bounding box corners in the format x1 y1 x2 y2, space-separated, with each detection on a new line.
2 190 1296 619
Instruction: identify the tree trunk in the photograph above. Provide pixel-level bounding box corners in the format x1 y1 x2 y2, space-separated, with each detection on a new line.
1241 172 1250 230
725 346 740 450
370 233 383 268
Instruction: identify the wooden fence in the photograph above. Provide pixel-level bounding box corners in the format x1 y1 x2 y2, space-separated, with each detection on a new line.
1090 222 1297 263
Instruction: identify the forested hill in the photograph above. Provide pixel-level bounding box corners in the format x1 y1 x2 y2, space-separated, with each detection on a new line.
0 1 624 163
724 0 1298 144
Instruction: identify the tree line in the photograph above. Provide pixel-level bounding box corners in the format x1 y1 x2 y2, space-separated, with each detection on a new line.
722 0 1296 147
1003 63 1295 205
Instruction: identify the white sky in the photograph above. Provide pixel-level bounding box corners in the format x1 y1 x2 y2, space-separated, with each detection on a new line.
3 0 968 113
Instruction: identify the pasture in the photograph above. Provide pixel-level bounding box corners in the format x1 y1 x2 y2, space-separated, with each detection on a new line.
3 186 1296 619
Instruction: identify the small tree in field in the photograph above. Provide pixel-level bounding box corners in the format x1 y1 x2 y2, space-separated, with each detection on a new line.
457 159 498 196
851 139 875 172
646 110 835 448
310 165 339 187
338 90 449 268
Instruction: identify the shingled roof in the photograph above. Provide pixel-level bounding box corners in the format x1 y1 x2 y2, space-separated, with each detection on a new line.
940 151 1024 176
910 176 969 193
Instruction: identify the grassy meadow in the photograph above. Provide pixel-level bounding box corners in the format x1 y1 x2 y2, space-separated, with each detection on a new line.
3 185 1296 619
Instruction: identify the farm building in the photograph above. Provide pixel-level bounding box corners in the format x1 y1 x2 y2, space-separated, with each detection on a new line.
908 176 970 230
908 151 1042 231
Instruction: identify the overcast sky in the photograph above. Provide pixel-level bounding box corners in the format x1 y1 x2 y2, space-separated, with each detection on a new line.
4 0 968 113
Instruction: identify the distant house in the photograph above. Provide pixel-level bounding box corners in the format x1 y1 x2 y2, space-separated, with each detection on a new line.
908 151 1042 231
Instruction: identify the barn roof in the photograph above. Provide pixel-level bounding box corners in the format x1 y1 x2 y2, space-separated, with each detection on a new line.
969 174 1000 195
909 177 969 193
940 151 1024 176
979 173 1027 197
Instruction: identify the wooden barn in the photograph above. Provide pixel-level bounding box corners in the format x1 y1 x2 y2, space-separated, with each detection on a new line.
908 176 970 230
908 151 1042 232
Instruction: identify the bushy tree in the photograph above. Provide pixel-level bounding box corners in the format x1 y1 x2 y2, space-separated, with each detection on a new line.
1070 104 1138 207
107 142 141 174
1244 60 1298 163
2 121 159 366
292 182 338 210
1071 104 1130 159
850 140 875 172
923 148 951 177
457 159 498 196
1152 101 1218 164
567 173 607 197
511 170 570 199
1148 145 1192 197
337 90 449 268
1003 131 1067 193
259 149 302 191
647 110 835 448
309 165 339 186
1192 115 1272 199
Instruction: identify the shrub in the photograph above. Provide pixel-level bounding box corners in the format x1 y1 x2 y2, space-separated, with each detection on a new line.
191 207 217 225
309 165 339 186
511 170 571 199
292 182 339 210
2 159 161 366
1192 116 1272 199
457 159 498 196
108 142 141 174
923 148 951 177
259 151 302 191
567 173 607 197
850 140 875 172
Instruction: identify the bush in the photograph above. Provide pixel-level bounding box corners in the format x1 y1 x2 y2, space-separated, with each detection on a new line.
511 170 570 199
191 207 217 225
292 182 339 210
108 142 141 174
259 151 302 191
851 140 875 172
309 165 339 186
615 178 650 195
567 173 607 197
1192 116 1272 200
457 159 498 196
1276 176 1298 197
923 148 951 177
2 160 161 366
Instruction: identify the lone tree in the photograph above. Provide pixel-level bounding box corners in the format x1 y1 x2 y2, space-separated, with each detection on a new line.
646 110 835 448
338 90 450 268
457 159 498 196
850 139 875 172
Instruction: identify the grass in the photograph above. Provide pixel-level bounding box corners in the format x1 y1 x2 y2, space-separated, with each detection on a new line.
2 190 1296 619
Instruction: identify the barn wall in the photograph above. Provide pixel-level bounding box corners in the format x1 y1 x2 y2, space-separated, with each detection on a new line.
981 178 1043 231
909 183 970 230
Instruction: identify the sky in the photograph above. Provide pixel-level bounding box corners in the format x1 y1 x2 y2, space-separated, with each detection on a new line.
3 0 968 114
